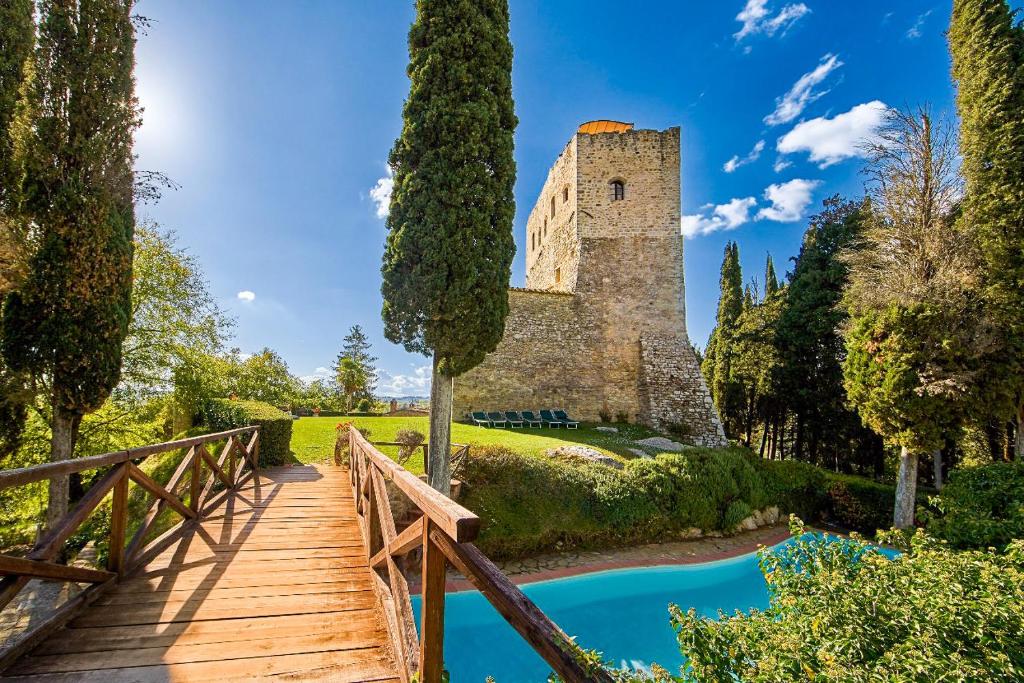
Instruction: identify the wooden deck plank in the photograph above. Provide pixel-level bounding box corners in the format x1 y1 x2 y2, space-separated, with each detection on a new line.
1 464 399 681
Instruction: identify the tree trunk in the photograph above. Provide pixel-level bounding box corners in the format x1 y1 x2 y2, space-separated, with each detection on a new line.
893 446 918 529
1016 404 1023 461
794 413 804 461
932 448 943 491
48 405 79 530
744 392 754 447
759 419 769 458
426 355 453 494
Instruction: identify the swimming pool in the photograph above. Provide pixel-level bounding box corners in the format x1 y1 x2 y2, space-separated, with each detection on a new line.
411 543 773 681
412 538 897 681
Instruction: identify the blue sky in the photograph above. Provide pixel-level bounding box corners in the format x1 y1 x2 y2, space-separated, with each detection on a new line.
134 0 988 396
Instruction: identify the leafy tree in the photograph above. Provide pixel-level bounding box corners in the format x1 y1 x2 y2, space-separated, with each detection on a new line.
949 0 1024 457
333 324 377 403
763 253 779 297
841 108 980 528
228 348 299 406
381 0 517 491
702 242 745 438
2 0 139 527
731 281 784 450
670 522 1024 682
0 0 35 459
336 356 368 412
121 225 229 405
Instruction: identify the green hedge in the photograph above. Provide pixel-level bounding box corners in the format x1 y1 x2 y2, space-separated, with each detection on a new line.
459 447 905 559
923 460 1024 550
202 399 293 466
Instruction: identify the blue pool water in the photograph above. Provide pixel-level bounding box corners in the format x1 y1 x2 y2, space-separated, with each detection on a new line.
412 538 897 682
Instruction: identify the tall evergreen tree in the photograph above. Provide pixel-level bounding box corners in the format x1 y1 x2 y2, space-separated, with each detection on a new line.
2 0 139 527
0 0 35 459
334 324 377 402
777 197 880 471
764 253 779 297
382 0 516 491
702 241 745 437
949 0 1024 456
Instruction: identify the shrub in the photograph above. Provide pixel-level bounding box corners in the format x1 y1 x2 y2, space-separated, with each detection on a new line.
614 411 630 424
923 460 1024 550
723 500 753 529
333 422 371 466
668 523 1024 682
203 399 293 466
598 407 612 423
758 459 829 520
394 429 425 465
824 474 898 534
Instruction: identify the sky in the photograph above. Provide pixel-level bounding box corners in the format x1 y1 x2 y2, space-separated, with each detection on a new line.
133 0 994 397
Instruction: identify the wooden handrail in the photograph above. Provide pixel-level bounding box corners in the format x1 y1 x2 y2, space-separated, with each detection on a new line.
0 426 258 491
0 427 261 673
348 426 612 683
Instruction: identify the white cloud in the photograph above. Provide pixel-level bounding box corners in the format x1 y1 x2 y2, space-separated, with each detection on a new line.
377 365 432 396
756 178 821 222
723 139 765 173
734 0 810 41
776 100 890 168
764 53 843 126
236 290 256 302
681 197 757 238
369 167 394 219
906 10 932 39
299 366 333 385
773 158 792 172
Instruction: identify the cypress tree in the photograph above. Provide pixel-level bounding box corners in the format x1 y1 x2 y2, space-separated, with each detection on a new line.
702 241 745 437
382 0 516 491
949 0 1024 455
2 0 139 526
0 0 35 459
764 253 779 297
336 324 377 401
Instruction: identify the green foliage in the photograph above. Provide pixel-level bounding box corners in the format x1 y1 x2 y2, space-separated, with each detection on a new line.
949 0 1024 418
333 325 377 405
670 522 1024 682
924 459 1024 550
757 459 828 521
381 0 517 377
462 445 784 560
702 242 745 437
843 304 969 454
825 473 898 534
3 0 139 420
202 399 293 466
226 348 300 406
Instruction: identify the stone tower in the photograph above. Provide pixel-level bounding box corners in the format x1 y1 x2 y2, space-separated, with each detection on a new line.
453 122 726 446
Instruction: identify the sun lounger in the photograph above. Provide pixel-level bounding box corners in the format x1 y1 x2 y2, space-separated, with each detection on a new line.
520 410 543 428
553 410 580 429
539 409 563 428
470 411 492 427
504 411 525 428
487 411 508 428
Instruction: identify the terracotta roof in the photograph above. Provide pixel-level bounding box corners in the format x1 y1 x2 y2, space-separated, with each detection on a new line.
577 120 634 135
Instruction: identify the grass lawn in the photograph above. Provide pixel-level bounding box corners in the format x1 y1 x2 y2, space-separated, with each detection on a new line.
289 416 668 473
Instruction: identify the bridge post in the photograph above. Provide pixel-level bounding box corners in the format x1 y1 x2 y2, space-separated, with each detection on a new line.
419 520 446 683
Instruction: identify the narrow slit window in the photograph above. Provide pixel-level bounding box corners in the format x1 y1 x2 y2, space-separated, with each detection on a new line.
611 180 625 201
563 187 569 203
544 218 547 237
551 196 556 217
555 268 561 284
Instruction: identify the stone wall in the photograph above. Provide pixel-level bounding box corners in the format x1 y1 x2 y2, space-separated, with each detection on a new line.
638 333 726 446
453 125 726 445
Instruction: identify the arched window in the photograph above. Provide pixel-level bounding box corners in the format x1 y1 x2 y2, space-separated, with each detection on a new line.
611 180 625 201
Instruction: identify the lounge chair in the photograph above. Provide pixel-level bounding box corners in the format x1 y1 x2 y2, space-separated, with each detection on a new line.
539 409 563 428
487 411 508 428
520 410 543 428
504 411 525 428
553 410 580 429
470 411 492 427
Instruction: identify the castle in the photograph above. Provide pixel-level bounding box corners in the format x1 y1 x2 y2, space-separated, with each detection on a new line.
453 121 726 447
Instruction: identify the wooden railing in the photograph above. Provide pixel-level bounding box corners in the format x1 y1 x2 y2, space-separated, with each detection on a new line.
348 427 613 683
0 426 260 669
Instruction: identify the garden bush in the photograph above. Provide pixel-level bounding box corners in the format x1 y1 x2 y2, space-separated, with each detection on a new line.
461 446 789 560
663 523 1024 682
923 459 1024 550
202 399 293 466
824 473 898 534
757 459 829 520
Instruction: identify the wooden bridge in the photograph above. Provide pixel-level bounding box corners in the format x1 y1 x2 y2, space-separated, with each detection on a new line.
0 426 612 682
